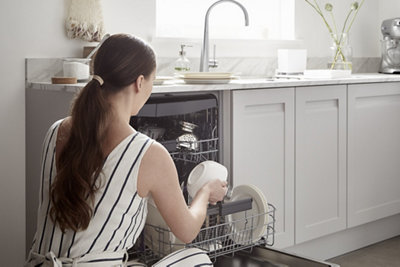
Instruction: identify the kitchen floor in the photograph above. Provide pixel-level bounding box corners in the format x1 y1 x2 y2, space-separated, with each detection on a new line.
328 235 400 267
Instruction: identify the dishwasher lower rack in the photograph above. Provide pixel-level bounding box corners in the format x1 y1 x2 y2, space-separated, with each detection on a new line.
129 201 275 265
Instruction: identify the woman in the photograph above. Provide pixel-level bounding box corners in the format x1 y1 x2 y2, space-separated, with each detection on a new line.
26 34 227 266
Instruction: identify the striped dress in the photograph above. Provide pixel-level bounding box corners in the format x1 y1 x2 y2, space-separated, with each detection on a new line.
26 119 153 266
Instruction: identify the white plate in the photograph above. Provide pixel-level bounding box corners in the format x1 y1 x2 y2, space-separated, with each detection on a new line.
153 76 174 85
180 72 234 79
183 78 232 84
226 184 268 244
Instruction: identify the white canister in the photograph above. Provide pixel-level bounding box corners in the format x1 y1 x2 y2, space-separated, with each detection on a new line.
277 49 307 74
63 58 91 81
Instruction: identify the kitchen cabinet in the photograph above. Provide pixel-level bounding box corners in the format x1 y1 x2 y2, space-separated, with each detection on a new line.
25 89 75 249
295 85 347 243
348 82 400 227
231 88 295 248
231 82 400 250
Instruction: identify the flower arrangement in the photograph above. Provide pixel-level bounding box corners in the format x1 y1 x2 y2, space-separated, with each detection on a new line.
305 0 365 69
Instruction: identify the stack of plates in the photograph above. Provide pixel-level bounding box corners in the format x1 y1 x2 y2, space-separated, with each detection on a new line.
153 76 174 85
178 72 235 84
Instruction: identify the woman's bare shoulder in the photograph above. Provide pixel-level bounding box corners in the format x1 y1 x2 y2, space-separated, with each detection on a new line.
137 140 178 197
142 141 175 172
145 141 169 156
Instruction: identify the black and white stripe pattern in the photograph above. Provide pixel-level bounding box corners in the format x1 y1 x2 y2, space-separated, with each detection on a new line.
153 248 213 267
39 123 58 206
85 138 150 255
28 119 154 261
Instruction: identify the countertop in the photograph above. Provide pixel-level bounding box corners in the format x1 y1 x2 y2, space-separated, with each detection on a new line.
27 73 400 94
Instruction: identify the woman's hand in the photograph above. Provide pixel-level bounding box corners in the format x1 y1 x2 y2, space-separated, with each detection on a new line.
202 179 228 205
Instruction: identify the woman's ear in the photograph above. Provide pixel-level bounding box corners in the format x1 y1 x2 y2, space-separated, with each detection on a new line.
135 75 145 92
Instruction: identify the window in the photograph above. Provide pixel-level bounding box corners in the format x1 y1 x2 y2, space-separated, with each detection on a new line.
156 0 295 40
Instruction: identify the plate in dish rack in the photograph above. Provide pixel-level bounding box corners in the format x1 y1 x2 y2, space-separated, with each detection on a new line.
226 184 269 244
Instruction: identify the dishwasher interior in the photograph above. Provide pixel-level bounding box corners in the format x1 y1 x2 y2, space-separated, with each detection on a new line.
127 93 339 266
129 93 220 194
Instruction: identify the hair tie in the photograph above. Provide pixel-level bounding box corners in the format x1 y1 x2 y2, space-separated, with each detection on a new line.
92 75 104 86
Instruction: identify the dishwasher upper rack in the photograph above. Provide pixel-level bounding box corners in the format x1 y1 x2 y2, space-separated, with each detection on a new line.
167 137 219 163
130 201 276 265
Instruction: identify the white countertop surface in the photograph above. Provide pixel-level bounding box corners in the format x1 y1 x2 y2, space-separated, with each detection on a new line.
27 73 400 94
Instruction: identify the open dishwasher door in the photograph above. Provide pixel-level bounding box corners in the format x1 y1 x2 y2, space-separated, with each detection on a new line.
130 200 339 267
214 246 340 267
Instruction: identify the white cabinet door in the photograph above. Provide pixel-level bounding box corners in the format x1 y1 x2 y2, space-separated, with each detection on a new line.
232 88 295 248
295 85 347 243
348 82 400 227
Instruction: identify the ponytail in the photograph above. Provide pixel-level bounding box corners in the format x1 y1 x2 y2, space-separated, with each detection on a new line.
49 34 156 232
50 80 110 232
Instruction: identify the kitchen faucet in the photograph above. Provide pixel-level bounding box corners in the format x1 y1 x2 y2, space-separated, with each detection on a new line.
200 0 249 72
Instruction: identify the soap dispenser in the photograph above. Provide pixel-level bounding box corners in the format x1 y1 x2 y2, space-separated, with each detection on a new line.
174 44 191 72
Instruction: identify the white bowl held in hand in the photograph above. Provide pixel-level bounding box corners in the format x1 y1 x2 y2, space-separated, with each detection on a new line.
187 160 228 199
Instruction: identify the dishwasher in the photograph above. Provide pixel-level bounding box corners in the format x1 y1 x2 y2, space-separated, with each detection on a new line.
127 92 339 267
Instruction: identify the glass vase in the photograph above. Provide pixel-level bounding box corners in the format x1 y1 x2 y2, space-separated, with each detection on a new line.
328 33 353 71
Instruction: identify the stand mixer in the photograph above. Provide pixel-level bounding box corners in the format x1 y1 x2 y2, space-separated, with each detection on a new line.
380 18 400 73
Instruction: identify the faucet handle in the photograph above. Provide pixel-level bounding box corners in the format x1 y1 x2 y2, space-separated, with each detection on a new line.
209 44 219 68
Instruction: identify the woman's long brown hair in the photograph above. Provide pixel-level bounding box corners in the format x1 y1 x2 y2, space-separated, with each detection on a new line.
50 34 156 232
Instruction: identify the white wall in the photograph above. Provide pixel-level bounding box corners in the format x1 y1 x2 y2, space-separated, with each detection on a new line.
0 0 394 265
379 0 400 24
296 0 381 57
102 0 156 41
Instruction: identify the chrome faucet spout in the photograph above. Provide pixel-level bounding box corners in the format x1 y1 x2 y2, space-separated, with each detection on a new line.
200 0 249 72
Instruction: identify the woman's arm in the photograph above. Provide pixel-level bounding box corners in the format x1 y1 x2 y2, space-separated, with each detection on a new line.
137 142 227 243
